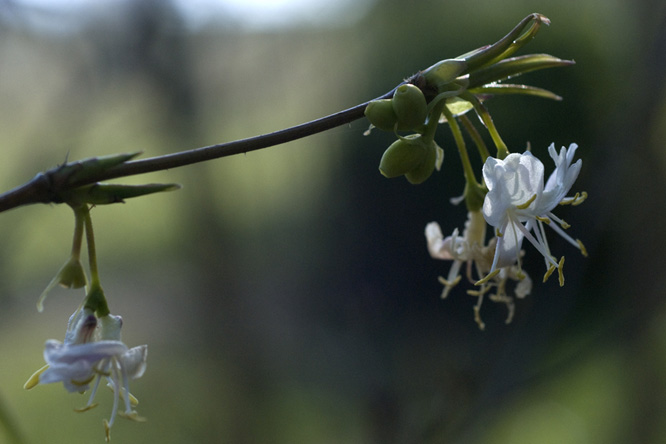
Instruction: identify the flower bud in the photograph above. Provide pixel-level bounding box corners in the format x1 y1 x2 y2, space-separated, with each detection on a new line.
392 84 427 131
364 99 399 131
405 140 439 184
379 135 428 178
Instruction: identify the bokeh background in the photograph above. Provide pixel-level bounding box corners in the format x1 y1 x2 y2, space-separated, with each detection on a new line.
0 0 665 443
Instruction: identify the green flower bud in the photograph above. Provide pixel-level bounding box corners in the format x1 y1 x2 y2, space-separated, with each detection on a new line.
392 84 427 131
379 134 428 178
405 140 440 184
364 99 399 131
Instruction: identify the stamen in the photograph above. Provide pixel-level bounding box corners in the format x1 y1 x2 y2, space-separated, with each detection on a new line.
119 411 147 422
560 191 588 206
572 191 588 206
516 193 537 210
438 275 462 298
475 269 500 286
104 419 111 442
24 364 49 390
543 263 556 283
496 228 503 237
557 256 565 286
577 239 588 257
71 374 96 386
536 215 551 224
75 403 99 413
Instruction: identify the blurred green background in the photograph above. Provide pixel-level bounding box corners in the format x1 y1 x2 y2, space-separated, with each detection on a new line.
1 0 665 442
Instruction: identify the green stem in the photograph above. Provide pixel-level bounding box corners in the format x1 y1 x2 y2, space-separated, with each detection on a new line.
80 206 110 317
70 205 85 260
82 207 99 285
441 107 477 188
461 92 509 159
442 107 487 211
459 114 490 162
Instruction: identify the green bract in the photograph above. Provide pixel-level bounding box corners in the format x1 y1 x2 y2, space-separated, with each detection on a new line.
392 84 427 131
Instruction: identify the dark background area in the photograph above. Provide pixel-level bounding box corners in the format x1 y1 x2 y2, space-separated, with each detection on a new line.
1 0 665 442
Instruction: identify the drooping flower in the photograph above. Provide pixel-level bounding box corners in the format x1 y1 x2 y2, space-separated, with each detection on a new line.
25 307 147 442
480 143 587 285
426 211 532 329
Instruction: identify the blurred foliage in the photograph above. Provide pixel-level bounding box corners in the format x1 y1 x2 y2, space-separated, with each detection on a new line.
0 0 665 443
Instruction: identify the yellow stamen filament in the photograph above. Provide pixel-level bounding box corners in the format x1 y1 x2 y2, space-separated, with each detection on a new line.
24 364 49 390
543 264 556 283
516 193 537 210
536 215 551 224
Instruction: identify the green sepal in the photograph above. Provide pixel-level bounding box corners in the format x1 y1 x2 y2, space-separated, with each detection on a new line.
469 84 563 101
468 54 574 89
364 99 399 131
57 152 142 186
379 135 428 178
392 84 428 131
61 182 181 205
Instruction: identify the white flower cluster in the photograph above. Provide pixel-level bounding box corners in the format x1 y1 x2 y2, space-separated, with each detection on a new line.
426 143 586 328
25 307 147 441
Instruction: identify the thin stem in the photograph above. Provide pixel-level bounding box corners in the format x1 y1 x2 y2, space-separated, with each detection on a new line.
0 88 398 215
441 107 477 186
82 206 100 285
459 114 490 162
461 91 509 159
70 205 85 260
76 92 397 185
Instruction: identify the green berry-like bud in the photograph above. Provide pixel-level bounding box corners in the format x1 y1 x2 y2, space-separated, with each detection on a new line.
379 134 428 178
364 99 399 131
405 140 438 184
392 84 427 131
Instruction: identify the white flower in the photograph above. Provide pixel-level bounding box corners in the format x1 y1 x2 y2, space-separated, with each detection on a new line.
481 143 586 285
25 308 147 442
426 211 532 329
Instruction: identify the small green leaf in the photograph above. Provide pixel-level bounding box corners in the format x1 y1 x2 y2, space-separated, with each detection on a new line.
468 54 574 89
